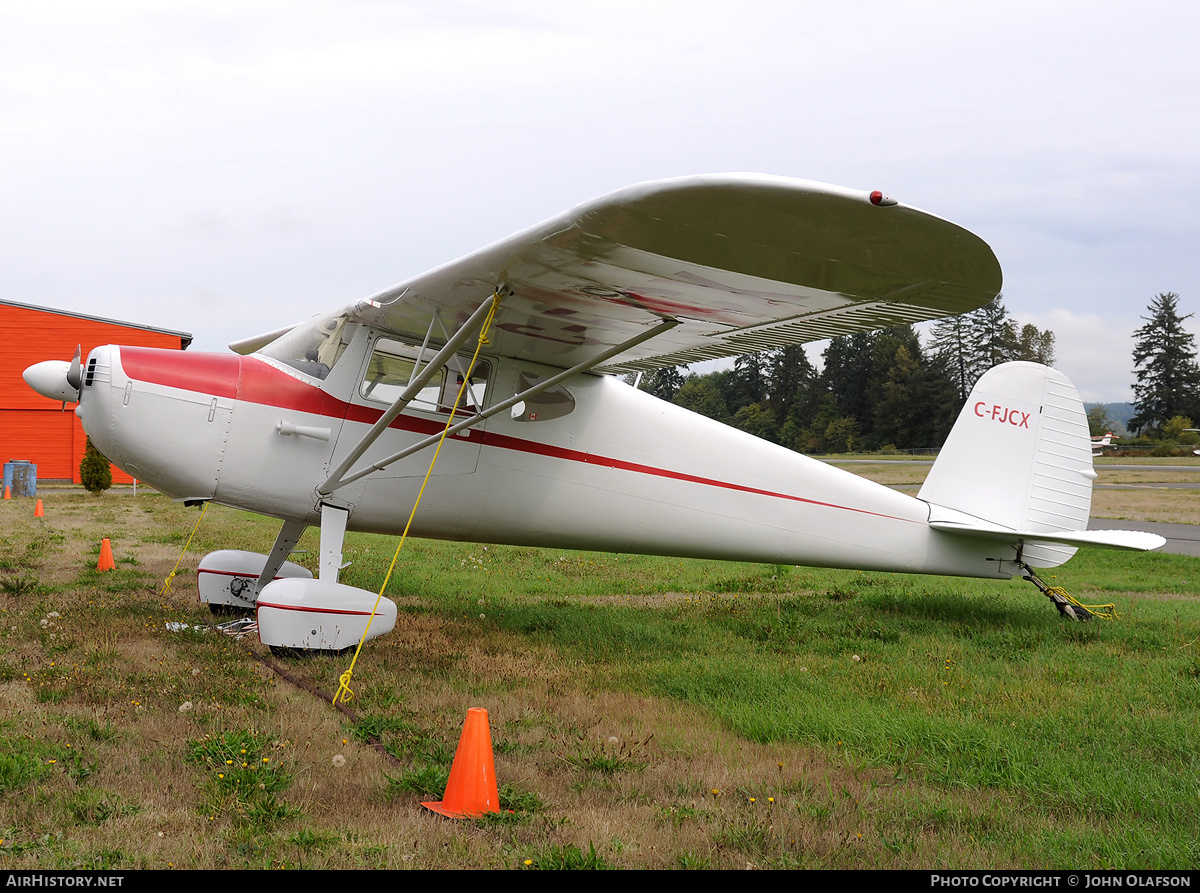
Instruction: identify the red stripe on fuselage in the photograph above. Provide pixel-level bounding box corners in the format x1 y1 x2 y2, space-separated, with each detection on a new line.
116 347 912 523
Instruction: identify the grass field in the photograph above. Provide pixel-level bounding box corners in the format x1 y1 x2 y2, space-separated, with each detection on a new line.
0 468 1197 870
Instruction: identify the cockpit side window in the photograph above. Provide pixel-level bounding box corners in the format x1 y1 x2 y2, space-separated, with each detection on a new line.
360 338 490 413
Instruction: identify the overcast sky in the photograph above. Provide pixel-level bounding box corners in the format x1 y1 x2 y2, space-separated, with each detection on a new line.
3 1 1198 401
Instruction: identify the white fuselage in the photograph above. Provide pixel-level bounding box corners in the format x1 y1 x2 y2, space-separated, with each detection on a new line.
76 329 1011 580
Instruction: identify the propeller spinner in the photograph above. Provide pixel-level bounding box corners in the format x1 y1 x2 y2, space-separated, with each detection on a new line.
23 344 83 406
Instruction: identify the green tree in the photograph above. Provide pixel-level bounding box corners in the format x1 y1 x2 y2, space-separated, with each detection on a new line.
929 297 1055 402
636 366 684 401
1086 405 1113 437
1129 293 1200 434
1161 415 1200 445
767 345 817 426
966 296 1016 378
728 352 769 413
672 375 729 422
732 402 778 442
928 314 972 402
821 331 878 432
1010 323 1055 365
80 437 113 495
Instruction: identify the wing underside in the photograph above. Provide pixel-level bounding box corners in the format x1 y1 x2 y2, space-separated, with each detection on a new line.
281 175 1004 371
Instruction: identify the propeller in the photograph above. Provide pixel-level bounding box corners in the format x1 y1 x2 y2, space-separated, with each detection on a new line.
66 345 82 394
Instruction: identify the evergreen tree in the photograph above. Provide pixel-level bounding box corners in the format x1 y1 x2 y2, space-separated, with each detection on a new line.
966 296 1016 381
80 437 113 495
728 352 769 413
821 332 878 428
928 314 972 403
868 327 959 449
638 366 684 401
929 296 1055 400
767 345 819 431
1129 293 1200 434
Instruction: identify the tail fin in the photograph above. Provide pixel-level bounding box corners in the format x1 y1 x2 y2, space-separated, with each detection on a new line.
919 362 1162 567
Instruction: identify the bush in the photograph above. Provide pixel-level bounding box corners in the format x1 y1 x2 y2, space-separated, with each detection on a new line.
80 437 113 494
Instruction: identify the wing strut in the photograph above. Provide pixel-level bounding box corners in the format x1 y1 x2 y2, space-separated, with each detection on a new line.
319 293 502 496
320 316 680 495
253 519 308 596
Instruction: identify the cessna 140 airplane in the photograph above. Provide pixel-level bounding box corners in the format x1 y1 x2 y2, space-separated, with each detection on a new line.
24 174 1164 650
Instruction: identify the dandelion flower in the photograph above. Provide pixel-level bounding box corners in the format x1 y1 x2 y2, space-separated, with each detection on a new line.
332 754 346 768
179 701 193 713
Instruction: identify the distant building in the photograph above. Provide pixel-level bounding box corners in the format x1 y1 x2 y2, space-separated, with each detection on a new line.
1 300 192 483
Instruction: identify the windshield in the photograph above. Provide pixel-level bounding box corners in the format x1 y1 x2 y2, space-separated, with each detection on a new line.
260 312 357 380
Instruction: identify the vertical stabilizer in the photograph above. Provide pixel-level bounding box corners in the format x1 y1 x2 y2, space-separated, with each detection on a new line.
919 362 1096 567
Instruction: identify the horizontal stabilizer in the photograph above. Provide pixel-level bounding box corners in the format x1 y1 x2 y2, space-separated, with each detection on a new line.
930 519 1165 552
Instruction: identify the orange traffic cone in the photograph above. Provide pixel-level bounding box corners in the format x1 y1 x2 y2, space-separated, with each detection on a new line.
421 707 500 818
34 499 44 517
97 538 115 572
3 485 9 500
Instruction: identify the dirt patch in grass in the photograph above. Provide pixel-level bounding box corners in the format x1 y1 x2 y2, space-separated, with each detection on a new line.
1090 489 1200 525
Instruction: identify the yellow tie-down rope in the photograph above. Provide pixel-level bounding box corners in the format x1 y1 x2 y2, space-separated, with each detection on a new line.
1048 585 1118 622
161 501 210 596
1021 562 1118 622
333 293 501 706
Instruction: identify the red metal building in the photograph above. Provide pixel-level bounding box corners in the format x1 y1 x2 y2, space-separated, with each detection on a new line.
1 300 192 484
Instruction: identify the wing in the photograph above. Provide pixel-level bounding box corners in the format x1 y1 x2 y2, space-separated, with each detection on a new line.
330 174 1002 372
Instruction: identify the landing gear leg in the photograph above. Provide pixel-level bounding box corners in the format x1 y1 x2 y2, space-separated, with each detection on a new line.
318 504 350 584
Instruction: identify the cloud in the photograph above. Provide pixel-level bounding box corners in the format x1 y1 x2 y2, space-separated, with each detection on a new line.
1015 306 1200 404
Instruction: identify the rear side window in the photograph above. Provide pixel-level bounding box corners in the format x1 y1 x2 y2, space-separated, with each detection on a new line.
510 371 575 422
